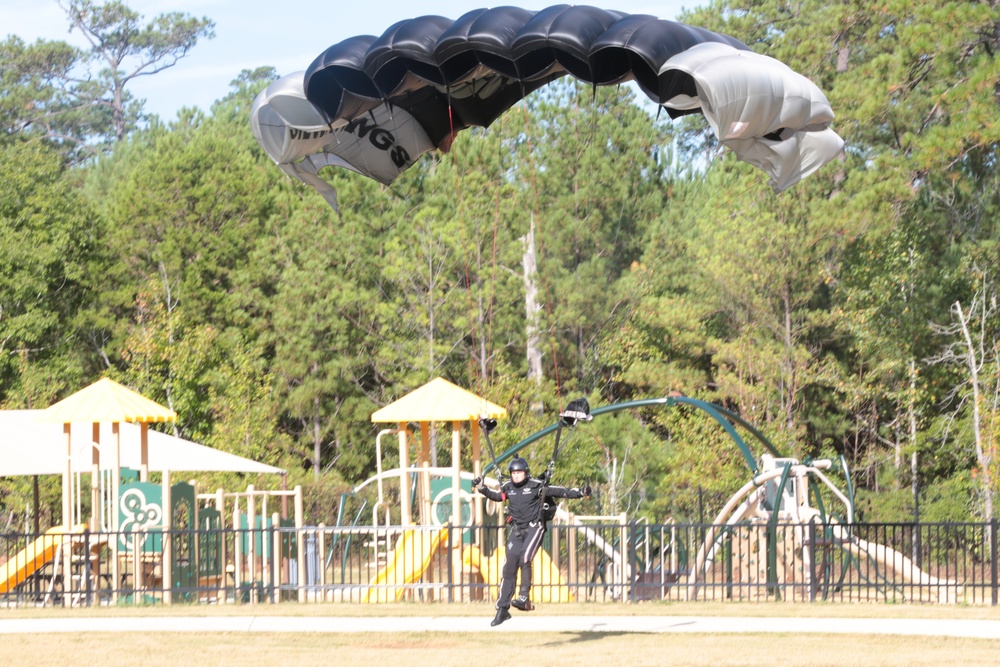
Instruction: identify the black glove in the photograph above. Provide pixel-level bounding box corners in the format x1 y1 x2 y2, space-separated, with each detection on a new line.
581 484 592 497
471 477 483 488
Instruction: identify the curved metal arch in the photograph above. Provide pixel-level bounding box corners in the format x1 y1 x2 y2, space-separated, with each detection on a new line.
484 395 783 475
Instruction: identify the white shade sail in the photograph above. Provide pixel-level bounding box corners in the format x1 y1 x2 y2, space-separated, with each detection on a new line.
0 410 284 476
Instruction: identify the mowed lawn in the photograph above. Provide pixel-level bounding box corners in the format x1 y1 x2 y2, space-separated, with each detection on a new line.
5 602 1000 666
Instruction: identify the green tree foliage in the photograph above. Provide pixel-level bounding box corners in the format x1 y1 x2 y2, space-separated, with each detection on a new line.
1 1 214 160
267 199 381 480
57 0 215 141
523 82 670 392
0 37 86 159
662 0 1000 518
96 106 273 340
0 139 103 406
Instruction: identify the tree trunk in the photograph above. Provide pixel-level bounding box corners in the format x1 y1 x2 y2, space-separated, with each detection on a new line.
956 301 994 519
522 215 543 388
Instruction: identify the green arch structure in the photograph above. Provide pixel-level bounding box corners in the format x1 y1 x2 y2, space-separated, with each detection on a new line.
485 395 784 476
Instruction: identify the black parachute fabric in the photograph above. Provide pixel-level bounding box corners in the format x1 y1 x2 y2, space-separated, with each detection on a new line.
251 5 844 203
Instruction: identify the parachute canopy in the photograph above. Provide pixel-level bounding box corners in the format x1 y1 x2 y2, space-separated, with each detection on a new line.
251 5 844 203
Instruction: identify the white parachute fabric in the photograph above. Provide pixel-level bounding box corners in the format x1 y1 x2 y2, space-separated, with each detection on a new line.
278 159 343 211
659 43 844 192
251 72 331 162
251 72 435 203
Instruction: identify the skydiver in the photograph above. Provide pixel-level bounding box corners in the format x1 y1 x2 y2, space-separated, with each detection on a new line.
472 457 591 627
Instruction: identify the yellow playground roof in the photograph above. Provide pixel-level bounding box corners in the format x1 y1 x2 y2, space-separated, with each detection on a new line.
371 377 507 423
40 377 178 424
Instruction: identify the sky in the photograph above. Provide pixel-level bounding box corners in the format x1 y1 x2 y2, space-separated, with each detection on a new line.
3 0 694 120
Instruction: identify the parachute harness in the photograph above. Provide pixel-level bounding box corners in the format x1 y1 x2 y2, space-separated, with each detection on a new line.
479 399 592 528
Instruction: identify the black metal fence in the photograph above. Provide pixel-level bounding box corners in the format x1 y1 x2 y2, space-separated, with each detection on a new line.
1 520 997 606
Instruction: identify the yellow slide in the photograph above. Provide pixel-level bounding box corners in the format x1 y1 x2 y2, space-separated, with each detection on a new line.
463 543 573 602
0 525 84 594
363 527 448 602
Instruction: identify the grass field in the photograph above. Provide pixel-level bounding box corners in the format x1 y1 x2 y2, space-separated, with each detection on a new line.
6 599 1000 619
7 630 1000 667
4 602 1000 666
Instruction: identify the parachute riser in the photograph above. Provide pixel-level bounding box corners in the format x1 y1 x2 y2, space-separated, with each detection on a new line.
536 419 580 522
478 418 507 486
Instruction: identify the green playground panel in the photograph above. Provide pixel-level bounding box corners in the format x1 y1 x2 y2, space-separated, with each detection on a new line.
430 477 474 543
237 514 297 556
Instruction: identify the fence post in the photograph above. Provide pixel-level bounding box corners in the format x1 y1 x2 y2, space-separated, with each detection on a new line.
629 520 637 604
447 524 454 604
271 512 280 603
991 518 997 607
806 521 813 603
83 526 92 607
162 468 172 606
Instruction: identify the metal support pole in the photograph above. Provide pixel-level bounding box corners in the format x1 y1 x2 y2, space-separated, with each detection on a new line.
991 517 997 607
295 486 305 603
447 524 454 603
162 468 172 605
629 520 637 604
809 521 817 603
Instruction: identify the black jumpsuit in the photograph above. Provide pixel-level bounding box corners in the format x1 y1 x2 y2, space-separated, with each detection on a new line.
476 477 585 609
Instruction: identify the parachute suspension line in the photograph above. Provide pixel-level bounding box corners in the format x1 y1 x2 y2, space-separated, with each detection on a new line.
446 95 483 392
535 416 583 522
585 429 609 493
545 422 565 483
518 103 563 402
447 96 456 150
478 418 506 485
486 115 504 387
533 420 563 523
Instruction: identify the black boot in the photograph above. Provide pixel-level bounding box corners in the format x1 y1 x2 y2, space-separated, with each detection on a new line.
491 607 512 626
511 595 533 611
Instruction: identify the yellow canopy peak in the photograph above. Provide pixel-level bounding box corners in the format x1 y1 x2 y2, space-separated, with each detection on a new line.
40 377 178 424
371 377 507 423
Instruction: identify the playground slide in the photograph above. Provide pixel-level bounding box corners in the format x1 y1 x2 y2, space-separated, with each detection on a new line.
463 543 573 602
0 525 84 594
362 527 448 602
828 523 960 602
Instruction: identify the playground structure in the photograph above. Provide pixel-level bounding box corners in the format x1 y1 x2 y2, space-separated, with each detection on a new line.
0 480 304 607
116 477 305 604
1 378 975 606
0 379 297 606
685 454 962 603
344 475 620 604
318 475 624 604
319 378 632 604
338 389 967 606
0 525 101 605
